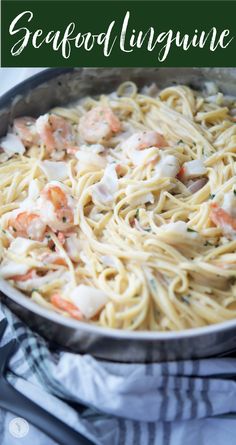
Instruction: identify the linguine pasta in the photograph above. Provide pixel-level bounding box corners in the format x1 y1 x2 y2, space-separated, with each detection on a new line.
1 80 236 331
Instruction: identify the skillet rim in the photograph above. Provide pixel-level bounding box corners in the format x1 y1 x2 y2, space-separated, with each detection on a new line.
0 67 236 343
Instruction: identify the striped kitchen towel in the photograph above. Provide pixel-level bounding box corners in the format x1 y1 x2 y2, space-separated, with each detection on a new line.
1 301 236 445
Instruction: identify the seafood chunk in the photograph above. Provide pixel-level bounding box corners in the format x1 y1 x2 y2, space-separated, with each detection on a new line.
79 106 121 143
8 211 46 241
39 181 75 232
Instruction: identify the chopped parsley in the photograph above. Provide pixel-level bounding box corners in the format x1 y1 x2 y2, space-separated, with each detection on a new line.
135 209 140 220
150 278 157 291
31 288 39 293
62 216 67 223
181 296 191 305
209 194 215 199
187 228 197 233
1 229 6 234
234 189 236 196
204 241 212 246
12 227 17 232
177 139 184 145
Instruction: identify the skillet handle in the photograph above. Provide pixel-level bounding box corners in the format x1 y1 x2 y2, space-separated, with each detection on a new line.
0 376 94 445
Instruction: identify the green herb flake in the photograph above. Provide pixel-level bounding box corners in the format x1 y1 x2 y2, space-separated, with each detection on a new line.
204 241 212 246
1 229 6 234
187 228 197 233
234 189 236 196
181 296 191 305
12 227 17 232
62 217 67 223
135 209 140 220
209 194 215 200
31 288 39 293
150 278 157 291
177 139 184 145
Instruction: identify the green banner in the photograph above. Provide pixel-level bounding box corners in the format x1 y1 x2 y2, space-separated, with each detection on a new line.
1 0 236 67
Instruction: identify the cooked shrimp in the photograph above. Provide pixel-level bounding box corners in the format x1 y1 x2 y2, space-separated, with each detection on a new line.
51 293 83 320
41 252 67 266
79 106 121 143
39 182 74 231
11 270 35 282
57 231 66 245
36 113 76 153
210 203 236 235
8 212 47 241
121 131 167 152
13 117 40 148
52 257 67 266
176 166 186 181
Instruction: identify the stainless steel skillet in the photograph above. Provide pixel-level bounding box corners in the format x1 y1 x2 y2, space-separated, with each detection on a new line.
1 67 236 363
